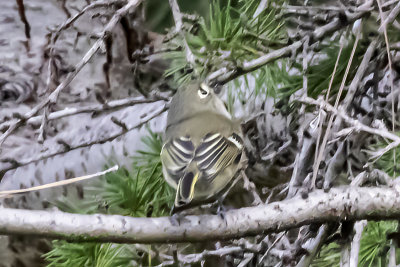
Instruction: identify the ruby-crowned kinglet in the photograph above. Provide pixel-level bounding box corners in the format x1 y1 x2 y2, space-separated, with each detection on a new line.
160 81 244 213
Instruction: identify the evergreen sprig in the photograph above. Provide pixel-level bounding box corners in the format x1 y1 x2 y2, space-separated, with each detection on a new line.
44 128 172 266
372 133 400 177
164 0 287 85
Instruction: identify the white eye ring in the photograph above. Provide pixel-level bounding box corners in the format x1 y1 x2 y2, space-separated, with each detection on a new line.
198 83 210 99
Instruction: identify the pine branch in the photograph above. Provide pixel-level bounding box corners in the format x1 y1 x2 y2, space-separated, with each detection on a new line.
3 185 400 243
207 2 373 85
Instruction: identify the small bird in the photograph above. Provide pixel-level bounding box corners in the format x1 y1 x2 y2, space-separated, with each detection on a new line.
160 81 244 214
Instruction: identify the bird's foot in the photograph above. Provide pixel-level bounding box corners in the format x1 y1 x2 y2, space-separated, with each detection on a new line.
169 213 181 226
217 204 227 220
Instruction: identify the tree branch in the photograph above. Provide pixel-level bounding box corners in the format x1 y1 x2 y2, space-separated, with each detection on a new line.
0 0 142 148
208 3 372 85
349 220 367 267
0 96 166 132
2 186 400 243
168 0 195 66
0 105 167 179
300 96 400 144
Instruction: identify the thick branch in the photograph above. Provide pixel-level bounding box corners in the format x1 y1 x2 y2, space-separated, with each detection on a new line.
2 186 400 243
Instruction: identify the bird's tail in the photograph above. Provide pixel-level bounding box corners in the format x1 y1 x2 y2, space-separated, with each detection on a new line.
171 171 199 214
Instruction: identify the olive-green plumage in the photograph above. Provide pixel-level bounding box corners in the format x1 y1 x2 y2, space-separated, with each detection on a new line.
160 81 243 213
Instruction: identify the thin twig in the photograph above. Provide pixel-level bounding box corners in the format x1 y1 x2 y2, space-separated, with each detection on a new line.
0 105 167 178
300 96 400 144
340 39 377 112
44 0 126 94
241 170 262 205
0 165 118 198
179 246 242 264
52 0 126 43
208 4 371 85
0 96 166 132
349 220 367 267
37 106 49 143
311 31 360 188
296 225 329 267
377 0 396 177
168 0 195 66
0 0 142 148
16 0 31 40
312 37 344 187
286 36 311 197
259 232 286 264
378 0 400 32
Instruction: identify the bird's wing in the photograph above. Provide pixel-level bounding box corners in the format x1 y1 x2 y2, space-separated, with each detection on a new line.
160 136 195 187
195 132 243 180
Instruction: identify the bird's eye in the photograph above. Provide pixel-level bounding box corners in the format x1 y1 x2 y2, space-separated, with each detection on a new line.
198 83 210 99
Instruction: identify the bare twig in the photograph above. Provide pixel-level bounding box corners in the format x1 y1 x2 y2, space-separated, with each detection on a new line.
0 165 118 198
179 246 243 264
259 232 286 264
0 96 167 132
341 39 377 112
44 0 125 95
2 186 400 243
0 105 167 178
349 220 367 267
16 0 31 40
168 0 195 66
311 29 360 188
296 225 329 267
37 106 49 143
378 0 400 32
300 96 400 163
300 97 400 144
0 0 142 148
241 170 262 205
311 36 344 188
286 36 311 197
388 241 396 267
377 0 397 176
52 0 126 44
208 3 371 85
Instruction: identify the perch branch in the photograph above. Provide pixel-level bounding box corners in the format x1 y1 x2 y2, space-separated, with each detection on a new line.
2 186 400 243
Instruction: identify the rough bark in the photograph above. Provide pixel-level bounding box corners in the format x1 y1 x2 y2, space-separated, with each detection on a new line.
1 185 400 243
